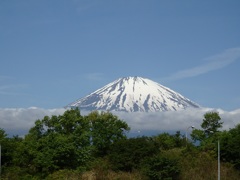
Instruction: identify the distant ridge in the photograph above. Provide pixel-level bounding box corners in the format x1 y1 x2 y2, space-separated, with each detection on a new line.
66 76 200 112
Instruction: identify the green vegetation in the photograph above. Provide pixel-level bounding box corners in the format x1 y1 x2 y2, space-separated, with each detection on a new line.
0 109 240 179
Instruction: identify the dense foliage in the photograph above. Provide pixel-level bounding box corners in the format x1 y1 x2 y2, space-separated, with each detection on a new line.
109 136 159 171
220 124 240 169
0 109 130 179
0 109 240 179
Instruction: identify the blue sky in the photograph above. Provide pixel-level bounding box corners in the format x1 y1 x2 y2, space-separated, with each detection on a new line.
1 0 240 111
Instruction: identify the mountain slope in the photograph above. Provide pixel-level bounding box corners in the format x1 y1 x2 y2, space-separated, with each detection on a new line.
67 76 200 112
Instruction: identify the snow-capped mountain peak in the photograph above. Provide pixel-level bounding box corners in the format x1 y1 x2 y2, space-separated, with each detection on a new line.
66 76 200 112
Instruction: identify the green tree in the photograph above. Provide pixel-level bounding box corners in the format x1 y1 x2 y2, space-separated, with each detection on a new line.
0 128 8 166
153 132 185 150
10 109 130 177
0 128 7 140
0 130 23 168
0 129 28 178
191 129 206 143
191 111 223 143
87 111 130 156
220 124 240 169
109 136 158 172
141 153 180 180
201 111 223 135
17 108 92 177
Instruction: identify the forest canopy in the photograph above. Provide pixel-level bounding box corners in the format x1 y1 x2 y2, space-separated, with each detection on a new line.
0 109 240 179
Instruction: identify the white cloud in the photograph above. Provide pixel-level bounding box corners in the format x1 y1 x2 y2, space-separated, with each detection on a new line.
0 107 66 135
114 107 240 132
162 47 240 82
0 107 239 137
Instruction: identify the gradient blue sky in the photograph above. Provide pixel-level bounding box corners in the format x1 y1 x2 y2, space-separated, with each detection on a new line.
1 0 240 111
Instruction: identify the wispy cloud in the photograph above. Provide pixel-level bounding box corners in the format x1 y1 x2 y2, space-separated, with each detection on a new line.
72 0 98 13
84 73 105 81
0 75 28 95
162 47 240 82
0 84 28 95
0 75 13 81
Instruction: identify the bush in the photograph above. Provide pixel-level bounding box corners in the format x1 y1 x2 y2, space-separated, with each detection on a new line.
1 166 37 180
108 137 159 172
141 154 180 180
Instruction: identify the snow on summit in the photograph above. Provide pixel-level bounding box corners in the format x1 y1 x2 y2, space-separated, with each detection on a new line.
67 76 200 112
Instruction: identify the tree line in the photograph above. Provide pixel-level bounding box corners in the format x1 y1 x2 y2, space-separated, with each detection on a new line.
0 108 240 179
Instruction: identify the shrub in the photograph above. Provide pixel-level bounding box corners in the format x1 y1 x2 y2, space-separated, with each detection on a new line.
108 137 159 172
141 154 180 180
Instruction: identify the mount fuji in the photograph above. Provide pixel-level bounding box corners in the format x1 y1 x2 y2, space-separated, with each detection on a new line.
66 76 200 112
